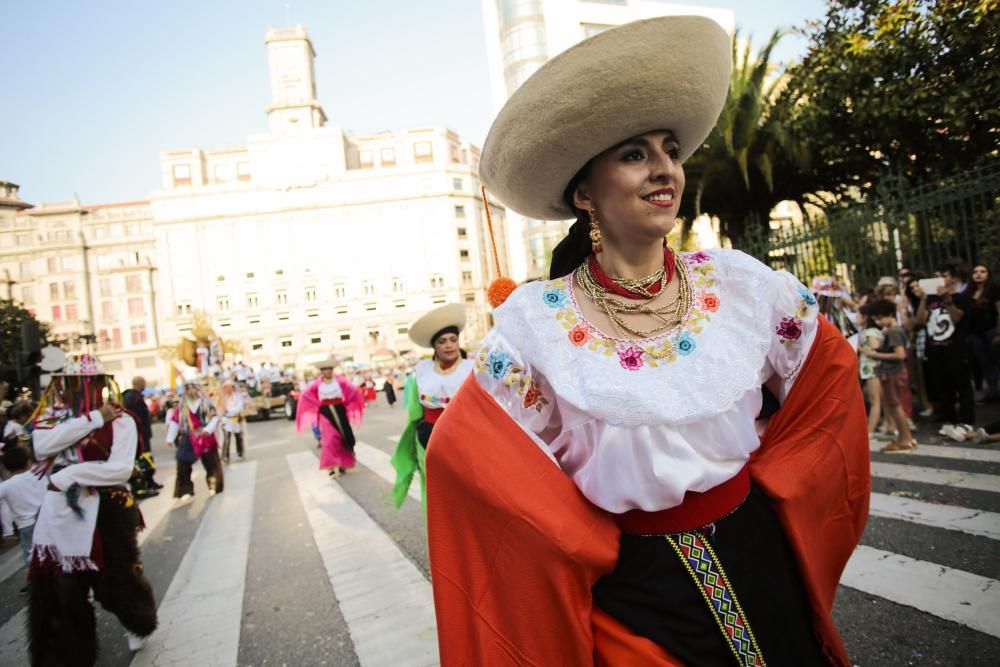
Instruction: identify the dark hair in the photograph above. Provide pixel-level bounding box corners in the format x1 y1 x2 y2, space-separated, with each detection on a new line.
549 161 595 279
869 299 897 319
431 326 467 361
858 302 877 329
2 446 30 472
936 257 970 282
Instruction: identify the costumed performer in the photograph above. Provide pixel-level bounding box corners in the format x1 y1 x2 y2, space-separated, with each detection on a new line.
296 357 365 478
27 354 157 664
425 16 869 667
165 381 225 499
220 380 247 463
390 303 474 509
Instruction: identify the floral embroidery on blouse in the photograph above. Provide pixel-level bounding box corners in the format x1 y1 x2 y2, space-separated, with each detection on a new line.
474 348 550 413
542 252 719 370
775 284 815 346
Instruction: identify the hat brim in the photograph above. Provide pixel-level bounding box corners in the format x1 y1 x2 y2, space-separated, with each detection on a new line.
312 356 339 370
480 15 731 221
408 303 467 349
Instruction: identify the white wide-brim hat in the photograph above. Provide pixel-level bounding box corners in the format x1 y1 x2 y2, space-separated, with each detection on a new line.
480 15 732 221
312 356 339 370
408 303 467 349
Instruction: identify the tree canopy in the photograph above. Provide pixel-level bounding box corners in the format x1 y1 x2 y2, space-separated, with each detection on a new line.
0 299 51 399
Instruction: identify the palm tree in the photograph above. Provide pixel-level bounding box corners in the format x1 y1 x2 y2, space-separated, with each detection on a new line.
679 29 811 243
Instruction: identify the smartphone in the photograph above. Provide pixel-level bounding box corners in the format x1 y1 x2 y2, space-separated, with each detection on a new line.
917 277 945 294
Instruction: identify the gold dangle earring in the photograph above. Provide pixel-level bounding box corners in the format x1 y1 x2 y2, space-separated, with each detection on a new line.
589 209 602 253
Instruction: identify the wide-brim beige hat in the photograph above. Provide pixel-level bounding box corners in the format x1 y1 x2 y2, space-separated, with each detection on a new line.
408 303 466 349
480 15 731 221
312 355 339 370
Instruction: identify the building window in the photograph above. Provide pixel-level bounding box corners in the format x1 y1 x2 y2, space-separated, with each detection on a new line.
237 162 251 181
450 144 461 163
454 205 466 218
62 281 76 299
309 333 322 344
275 268 284 276
216 274 225 282
336 304 348 315
367 327 380 340
338 331 351 342
246 271 255 279
52 305 62 321
99 278 111 297
176 302 192 315
126 275 142 292
394 300 406 309
396 325 409 335
305 287 317 302
461 270 473 286
280 338 293 348
457 227 467 238
111 328 122 349
16 234 31 247
429 274 445 289
359 149 375 168
333 283 346 299
391 277 404 293
464 292 476 303
128 297 145 316
459 249 470 259
380 147 396 167
364 303 377 312
452 177 463 191
136 356 156 368
361 281 374 297
432 296 447 304
172 163 192 187
130 324 148 345
414 141 433 164
247 293 259 308
276 290 288 305
277 312 290 321
248 316 260 325
581 22 615 38
219 320 231 328
49 283 60 300
93 226 107 239
61 256 79 271
125 223 140 236
101 301 115 321
306 310 319 319
217 296 229 312
47 258 57 272
251 340 264 351
98 329 110 351
65 303 78 320
18 261 31 279
20 286 33 305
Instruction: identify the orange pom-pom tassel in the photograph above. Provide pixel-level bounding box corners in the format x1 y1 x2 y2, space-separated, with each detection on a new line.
487 277 518 309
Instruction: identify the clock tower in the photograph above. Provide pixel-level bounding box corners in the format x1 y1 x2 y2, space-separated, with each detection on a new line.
265 25 328 132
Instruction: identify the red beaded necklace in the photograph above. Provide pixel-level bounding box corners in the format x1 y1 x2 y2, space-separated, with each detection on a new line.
587 247 676 300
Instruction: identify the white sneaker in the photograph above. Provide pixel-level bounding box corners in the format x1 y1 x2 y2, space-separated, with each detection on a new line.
126 631 147 651
969 427 990 444
939 424 967 442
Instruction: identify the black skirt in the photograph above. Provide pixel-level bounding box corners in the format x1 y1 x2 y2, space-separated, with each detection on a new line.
592 487 828 666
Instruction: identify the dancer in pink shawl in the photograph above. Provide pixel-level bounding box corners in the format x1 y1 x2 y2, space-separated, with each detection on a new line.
296 357 365 478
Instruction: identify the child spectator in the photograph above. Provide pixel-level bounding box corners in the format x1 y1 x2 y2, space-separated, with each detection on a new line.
857 302 884 436
863 300 916 452
0 446 47 565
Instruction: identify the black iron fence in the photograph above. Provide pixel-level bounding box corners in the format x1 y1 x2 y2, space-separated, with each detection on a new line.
737 161 1000 290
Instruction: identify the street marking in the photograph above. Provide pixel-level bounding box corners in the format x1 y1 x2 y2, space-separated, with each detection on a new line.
355 441 421 502
286 451 439 667
869 493 1000 541
871 461 1000 493
841 545 1000 639
869 441 1000 463
244 439 288 450
131 462 257 667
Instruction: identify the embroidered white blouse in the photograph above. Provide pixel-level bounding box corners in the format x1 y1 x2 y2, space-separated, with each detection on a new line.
318 379 345 401
474 249 820 514
414 358 475 410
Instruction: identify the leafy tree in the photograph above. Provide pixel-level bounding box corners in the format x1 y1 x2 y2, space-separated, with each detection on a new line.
0 299 52 399
781 0 1000 197
680 30 812 242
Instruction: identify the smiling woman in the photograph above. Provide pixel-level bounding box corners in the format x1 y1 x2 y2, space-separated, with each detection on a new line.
425 14 870 667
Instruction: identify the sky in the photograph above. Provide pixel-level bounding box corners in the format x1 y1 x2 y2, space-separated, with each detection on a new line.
0 0 828 205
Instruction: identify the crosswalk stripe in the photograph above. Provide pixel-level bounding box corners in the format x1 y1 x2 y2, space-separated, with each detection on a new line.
868 440 1000 463
871 461 1000 492
286 451 439 667
131 462 257 667
869 492 1000 540
841 544 1000 639
355 441 421 502
0 466 186 666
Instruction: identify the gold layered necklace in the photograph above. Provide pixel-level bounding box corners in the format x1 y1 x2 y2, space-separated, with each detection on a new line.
575 255 692 340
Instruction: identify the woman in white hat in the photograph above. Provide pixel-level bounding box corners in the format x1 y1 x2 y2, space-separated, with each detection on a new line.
220 380 247 463
390 303 474 508
295 356 365 478
425 16 868 666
